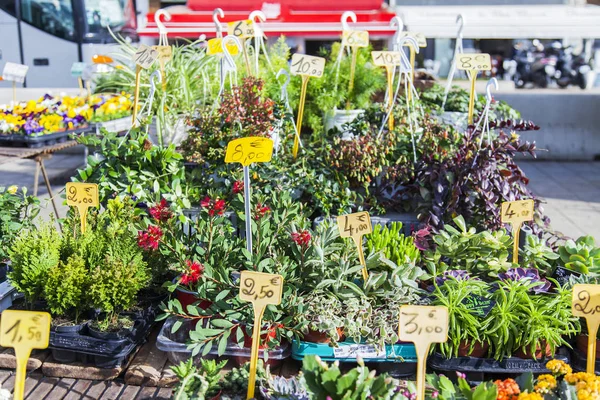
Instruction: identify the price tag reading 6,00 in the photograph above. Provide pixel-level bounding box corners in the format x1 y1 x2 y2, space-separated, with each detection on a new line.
342 30 369 48
227 19 255 38
239 271 284 307
224 137 274 167
290 54 326 78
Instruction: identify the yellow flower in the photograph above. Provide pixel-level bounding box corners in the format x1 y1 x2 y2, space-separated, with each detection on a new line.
518 392 543 400
566 373 597 385
7 186 18 194
547 360 573 376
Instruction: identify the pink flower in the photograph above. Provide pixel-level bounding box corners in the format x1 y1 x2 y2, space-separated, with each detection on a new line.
137 225 163 250
180 260 204 286
291 230 311 249
149 198 173 223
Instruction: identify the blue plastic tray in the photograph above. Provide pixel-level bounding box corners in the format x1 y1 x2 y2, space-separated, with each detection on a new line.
292 340 417 363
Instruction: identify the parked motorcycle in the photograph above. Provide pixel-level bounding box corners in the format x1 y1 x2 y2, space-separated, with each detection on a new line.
512 41 556 89
553 43 591 89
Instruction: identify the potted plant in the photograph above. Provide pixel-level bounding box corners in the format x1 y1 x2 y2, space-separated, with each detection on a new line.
294 291 345 344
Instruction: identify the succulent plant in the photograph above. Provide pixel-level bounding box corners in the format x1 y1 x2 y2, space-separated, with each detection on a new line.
435 270 471 286
260 375 310 400
558 235 600 274
498 268 551 293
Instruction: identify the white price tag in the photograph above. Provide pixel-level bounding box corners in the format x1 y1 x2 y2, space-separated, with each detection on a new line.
133 45 159 69
333 344 386 359
71 62 87 78
2 62 29 83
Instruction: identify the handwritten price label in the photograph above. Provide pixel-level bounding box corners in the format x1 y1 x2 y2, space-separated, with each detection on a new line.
337 211 372 239
239 271 284 307
0 310 50 349
228 20 255 38
399 305 449 343
66 182 99 207
290 54 326 78
372 51 402 67
399 32 427 48
501 199 534 225
573 284 600 373
342 30 369 48
207 38 240 56
70 62 87 78
133 44 159 69
457 53 492 71
2 62 29 83
224 137 274 167
152 45 172 62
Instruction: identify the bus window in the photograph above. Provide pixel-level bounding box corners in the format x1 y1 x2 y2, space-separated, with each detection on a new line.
20 0 76 41
84 0 127 34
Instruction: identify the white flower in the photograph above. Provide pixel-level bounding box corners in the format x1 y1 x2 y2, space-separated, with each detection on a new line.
0 387 12 400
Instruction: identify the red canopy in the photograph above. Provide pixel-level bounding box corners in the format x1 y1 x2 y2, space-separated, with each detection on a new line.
138 1 396 38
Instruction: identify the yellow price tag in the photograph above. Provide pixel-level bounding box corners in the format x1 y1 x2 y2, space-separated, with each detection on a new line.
239 271 283 399
152 45 172 62
399 305 449 400
224 137 274 167
207 38 240 56
372 51 402 67
227 19 255 38
66 182 99 234
290 54 326 78
456 53 492 71
400 32 427 48
337 212 372 281
342 30 369 48
573 284 600 373
0 310 50 400
133 44 159 69
501 199 534 264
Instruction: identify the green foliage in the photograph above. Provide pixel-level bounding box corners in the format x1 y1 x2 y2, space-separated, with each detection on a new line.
171 358 228 399
366 222 420 266
44 254 87 319
0 186 39 262
221 361 267 395
557 235 600 274
520 234 559 274
426 373 498 400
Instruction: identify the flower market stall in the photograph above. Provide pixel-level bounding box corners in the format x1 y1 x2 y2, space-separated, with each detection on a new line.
0 7 599 400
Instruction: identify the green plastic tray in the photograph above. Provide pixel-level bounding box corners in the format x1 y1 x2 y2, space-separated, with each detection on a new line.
291 340 417 363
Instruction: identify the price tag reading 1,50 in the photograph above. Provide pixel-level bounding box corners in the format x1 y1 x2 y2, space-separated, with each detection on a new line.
133 44 159 69
342 30 369 48
456 53 492 71
372 51 402 67
290 54 326 78
224 137 274 167
227 20 255 38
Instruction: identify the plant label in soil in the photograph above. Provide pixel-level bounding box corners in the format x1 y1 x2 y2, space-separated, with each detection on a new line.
456 53 492 71
152 45 172 63
133 45 159 69
238 271 283 399
207 38 240 56
227 20 255 38
399 32 427 47
66 182 99 234
399 305 448 400
0 310 50 400
290 54 326 78
572 284 600 373
553 266 581 286
342 30 369 48
225 137 274 167
372 51 402 67
501 199 534 263
337 211 372 280
2 62 28 83
462 295 496 318
70 62 86 78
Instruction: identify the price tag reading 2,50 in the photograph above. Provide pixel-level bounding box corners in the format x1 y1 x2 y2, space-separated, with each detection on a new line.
573 284 600 373
224 137 274 167
290 54 325 78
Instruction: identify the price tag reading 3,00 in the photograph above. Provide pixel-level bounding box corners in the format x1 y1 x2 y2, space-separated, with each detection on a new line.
290 54 325 78
399 305 449 344
239 271 284 307
456 53 492 71
224 137 274 167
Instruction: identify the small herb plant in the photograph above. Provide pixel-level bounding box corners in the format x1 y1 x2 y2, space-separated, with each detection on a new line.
557 235 600 274
366 222 420 266
0 185 39 263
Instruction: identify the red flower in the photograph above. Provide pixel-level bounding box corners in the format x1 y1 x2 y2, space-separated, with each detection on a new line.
180 260 204 286
291 230 311 249
253 203 271 220
200 196 226 217
233 181 244 195
137 225 163 250
149 198 173 223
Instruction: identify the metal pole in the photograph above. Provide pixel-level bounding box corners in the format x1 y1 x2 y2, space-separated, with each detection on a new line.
243 165 252 253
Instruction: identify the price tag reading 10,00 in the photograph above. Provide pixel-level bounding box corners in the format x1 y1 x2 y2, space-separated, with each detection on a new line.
0 310 50 400
290 54 326 78
133 44 159 69
239 271 283 400
372 51 402 67
399 305 449 400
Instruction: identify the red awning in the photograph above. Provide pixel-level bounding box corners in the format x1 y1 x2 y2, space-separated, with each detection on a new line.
138 2 396 39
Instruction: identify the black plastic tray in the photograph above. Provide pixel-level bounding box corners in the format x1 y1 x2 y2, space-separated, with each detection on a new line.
0 126 88 148
571 348 600 374
429 350 571 383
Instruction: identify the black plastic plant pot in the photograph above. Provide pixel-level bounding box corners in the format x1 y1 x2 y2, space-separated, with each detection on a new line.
51 322 86 336
87 322 134 341
51 348 78 364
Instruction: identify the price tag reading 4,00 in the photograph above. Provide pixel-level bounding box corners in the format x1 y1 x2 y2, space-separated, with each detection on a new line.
224 137 274 167
456 53 492 71
290 54 326 78
501 199 534 225
342 30 369 48
337 211 372 239
239 271 284 307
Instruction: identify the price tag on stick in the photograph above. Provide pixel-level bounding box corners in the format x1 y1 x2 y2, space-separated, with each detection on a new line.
66 182 99 234
399 306 449 400
238 271 283 399
290 53 326 158
152 45 172 91
0 310 50 400
572 284 600 374
342 30 369 107
372 51 401 131
337 211 372 281
227 19 254 74
3 62 29 103
456 53 492 124
207 38 240 56
131 45 159 126
225 138 274 254
501 199 534 264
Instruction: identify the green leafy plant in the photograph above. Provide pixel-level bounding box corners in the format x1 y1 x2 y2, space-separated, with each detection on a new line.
557 235 600 274
0 186 39 263
221 361 267 395
366 222 420 266
44 254 87 320
171 358 227 400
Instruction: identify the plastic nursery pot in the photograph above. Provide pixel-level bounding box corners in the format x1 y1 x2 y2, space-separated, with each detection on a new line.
302 328 345 344
457 340 490 358
514 341 553 359
243 325 278 350
173 279 213 310
576 334 600 359
51 322 86 336
87 321 134 341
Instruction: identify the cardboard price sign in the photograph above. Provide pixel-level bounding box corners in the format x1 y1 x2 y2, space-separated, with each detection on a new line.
152 45 172 62
228 20 255 38
342 30 369 48
70 62 87 78
207 38 240 56
572 284 600 373
133 45 159 69
2 62 29 84
290 54 326 78
225 137 274 167
337 212 372 281
372 51 402 67
239 271 283 399
456 53 492 71
399 305 449 400
0 310 50 400
399 32 427 48
501 199 534 264
66 182 99 234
